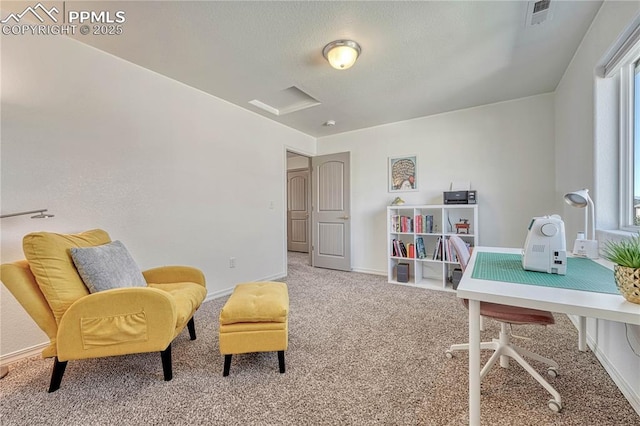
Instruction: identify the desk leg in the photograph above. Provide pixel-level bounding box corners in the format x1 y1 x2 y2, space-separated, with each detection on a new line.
469 299 481 426
578 316 587 352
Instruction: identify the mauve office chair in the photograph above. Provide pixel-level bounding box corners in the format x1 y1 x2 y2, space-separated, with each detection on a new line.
445 235 563 412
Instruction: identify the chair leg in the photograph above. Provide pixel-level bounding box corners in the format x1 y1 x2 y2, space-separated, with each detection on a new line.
502 345 562 405
223 354 232 377
161 344 172 381
278 350 285 373
48 357 67 393
513 345 559 369
187 317 196 340
448 341 498 353
480 346 505 380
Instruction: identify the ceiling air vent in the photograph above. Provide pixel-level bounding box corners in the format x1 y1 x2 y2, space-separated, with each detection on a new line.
526 0 554 26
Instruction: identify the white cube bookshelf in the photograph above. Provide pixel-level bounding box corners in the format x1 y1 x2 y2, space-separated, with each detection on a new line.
387 204 478 292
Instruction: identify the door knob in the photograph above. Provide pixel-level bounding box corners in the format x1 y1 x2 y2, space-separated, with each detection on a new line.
339 216 350 220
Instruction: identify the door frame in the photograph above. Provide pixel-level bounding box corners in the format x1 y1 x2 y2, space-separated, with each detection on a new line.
283 148 353 274
284 148 313 270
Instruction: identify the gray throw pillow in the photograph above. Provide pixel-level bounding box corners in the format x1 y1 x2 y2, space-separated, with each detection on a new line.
70 240 147 293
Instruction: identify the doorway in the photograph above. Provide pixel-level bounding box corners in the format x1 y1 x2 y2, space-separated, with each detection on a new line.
286 152 311 260
285 150 352 272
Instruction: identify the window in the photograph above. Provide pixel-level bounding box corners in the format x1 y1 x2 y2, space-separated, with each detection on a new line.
620 57 640 230
634 61 640 226
595 17 640 232
594 18 640 245
613 26 640 231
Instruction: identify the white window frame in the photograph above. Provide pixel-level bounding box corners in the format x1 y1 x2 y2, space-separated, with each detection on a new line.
604 18 640 232
619 60 638 231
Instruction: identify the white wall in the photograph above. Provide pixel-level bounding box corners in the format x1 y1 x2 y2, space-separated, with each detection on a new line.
317 94 557 275
555 1 640 412
0 34 315 358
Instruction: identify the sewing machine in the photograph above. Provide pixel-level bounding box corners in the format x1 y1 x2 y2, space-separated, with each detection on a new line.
522 214 567 275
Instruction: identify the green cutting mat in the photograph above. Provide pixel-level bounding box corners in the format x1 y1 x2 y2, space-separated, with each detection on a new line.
471 252 619 295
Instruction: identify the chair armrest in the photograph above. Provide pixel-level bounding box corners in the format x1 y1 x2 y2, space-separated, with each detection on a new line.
57 287 177 361
142 266 206 288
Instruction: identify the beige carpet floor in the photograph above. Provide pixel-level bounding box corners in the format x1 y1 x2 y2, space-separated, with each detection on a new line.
0 252 638 425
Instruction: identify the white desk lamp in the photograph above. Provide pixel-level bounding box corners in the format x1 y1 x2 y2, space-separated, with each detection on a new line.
563 188 598 258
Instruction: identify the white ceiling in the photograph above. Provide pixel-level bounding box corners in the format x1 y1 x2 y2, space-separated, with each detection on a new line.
69 1 603 137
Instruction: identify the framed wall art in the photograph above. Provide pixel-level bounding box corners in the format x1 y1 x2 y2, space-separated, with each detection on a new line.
389 155 417 192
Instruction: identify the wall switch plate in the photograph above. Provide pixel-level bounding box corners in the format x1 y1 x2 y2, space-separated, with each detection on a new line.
229 257 236 268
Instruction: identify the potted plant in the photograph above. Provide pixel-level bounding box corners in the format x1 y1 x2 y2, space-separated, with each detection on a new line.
601 234 640 304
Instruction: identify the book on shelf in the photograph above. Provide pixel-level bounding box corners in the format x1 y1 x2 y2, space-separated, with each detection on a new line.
425 215 434 233
414 214 422 233
431 237 462 261
391 215 400 232
391 215 414 233
435 237 450 261
402 216 413 232
392 239 408 257
416 237 427 259
449 242 458 262
399 240 407 257
408 243 415 258
432 237 441 260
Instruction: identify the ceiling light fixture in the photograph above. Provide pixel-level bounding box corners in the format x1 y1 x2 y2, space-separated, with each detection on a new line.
322 40 361 70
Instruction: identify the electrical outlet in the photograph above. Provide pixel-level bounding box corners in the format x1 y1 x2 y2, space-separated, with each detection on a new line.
229 257 236 268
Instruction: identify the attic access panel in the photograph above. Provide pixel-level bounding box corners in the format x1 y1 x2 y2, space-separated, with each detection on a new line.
249 86 320 116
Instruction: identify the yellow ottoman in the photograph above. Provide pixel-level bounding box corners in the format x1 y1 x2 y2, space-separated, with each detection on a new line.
219 282 289 376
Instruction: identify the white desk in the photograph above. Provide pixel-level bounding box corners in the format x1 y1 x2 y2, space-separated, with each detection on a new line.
457 246 640 426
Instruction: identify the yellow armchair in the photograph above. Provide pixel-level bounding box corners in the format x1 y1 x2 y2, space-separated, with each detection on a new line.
0 229 207 392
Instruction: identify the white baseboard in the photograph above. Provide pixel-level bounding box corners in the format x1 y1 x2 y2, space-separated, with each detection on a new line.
204 274 287 303
568 314 640 416
1 342 48 366
205 287 234 302
587 332 640 416
351 267 386 276
259 273 287 282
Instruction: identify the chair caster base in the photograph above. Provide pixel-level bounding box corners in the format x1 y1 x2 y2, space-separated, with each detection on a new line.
548 399 562 413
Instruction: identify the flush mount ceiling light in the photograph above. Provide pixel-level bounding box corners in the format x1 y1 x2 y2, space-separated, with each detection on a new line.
322 40 361 70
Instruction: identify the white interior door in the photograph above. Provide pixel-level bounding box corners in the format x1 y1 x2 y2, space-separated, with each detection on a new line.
287 169 310 253
311 152 351 271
